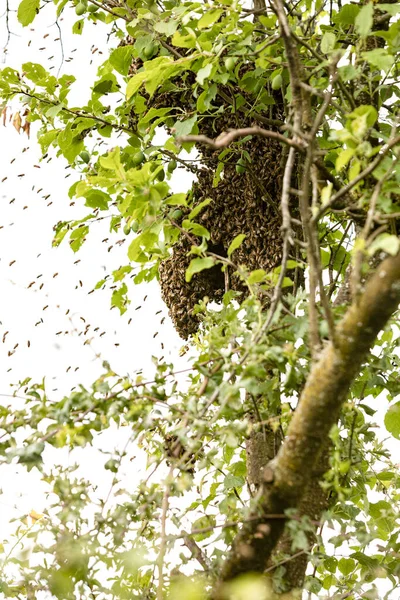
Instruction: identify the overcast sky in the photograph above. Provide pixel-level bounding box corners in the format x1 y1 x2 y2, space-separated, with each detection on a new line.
0 0 194 542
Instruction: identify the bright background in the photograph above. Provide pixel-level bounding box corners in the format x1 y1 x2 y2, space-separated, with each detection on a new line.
0 0 193 541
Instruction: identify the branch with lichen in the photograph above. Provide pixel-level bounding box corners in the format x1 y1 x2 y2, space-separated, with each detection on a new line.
214 250 400 594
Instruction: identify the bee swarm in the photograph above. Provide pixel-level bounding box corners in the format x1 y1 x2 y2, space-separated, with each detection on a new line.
124 43 298 338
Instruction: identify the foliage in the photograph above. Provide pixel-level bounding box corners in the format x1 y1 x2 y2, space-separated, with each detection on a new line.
1 0 400 599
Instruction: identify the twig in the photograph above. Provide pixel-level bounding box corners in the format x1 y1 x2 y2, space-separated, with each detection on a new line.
298 60 339 350
87 0 128 21
157 466 174 600
2 0 12 58
281 147 295 240
15 89 198 173
181 532 211 571
271 0 306 128
176 514 287 539
264 549 306 573
291 30 355 110
313 134 400 222
351 169 393 301
177 127 305 152
159 39 182 60
55 20 64 78
310 167 337 344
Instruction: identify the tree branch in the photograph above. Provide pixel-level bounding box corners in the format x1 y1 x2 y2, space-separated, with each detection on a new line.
313 134 400 222
177 127 305 152
214 250 400 593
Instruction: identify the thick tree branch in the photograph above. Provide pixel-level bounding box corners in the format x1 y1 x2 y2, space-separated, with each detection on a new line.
177 127 305 152
214 251 400 592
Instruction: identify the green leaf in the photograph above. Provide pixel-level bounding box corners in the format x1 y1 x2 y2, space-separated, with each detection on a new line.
350 552 379 570
109 46 135 76
174 115 198 138
22 62 48 84
99 147 125 178
126 71 148 99
84 190 110 211
223 475 245 489
185 257 215 282
348 105 378 128
368 233 400 257
72 18 84 35
166 193 187 206
369 500 391 519
325 557 338 573
154 19 178 37
17 0 40 26
38 130 59 154
58 127 84 163
227 234 246 257
93 74 119 95
126 56 192 100
128 231 158 262
321 32 336 54
182 220 210 239
362 49 394 73
197 83 218 112
198 9 223 30
338 557 356 576
384 401 400 439
355 2 374 37
111 283 130 315
248 269 266 284
46 104 64 119
192 515 216 541
112 265 132 282
171 30 196 49
335 4 360 26
379 4 400 16
336 148 355 171
126 57 170 99
188 198 211 220
231 461 246 477
339 64 359 82
70 226 89 253
196 62 213 86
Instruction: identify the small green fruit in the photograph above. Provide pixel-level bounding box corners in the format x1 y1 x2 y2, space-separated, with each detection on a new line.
79 151 90 163
144 43 158 59
131 222 139 233
271 73 283 90
75 2 86 15
132 151 145 167
156 168 165 181
123 224 131 236
170 209 183 221
167 160 177 173
225 57 237 72
236 157 246 174
87 3 99 12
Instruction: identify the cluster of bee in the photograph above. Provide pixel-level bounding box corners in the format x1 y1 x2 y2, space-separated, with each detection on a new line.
158 90 292 337
164 433 196 475
159 142 286 338
123 39 299 338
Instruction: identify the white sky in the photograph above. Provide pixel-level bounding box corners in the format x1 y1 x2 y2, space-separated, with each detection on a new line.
0 0 194 546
